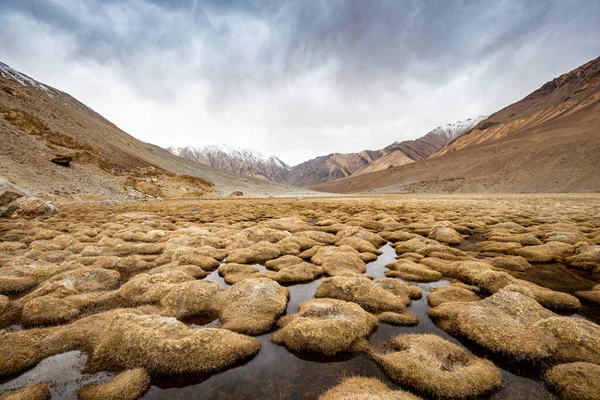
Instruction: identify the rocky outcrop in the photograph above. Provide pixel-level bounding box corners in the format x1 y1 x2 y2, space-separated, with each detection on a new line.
0 178 57 218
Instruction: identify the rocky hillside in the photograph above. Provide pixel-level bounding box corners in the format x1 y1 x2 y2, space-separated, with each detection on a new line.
167 145 290 183
0 62 313 199
313 56 600 194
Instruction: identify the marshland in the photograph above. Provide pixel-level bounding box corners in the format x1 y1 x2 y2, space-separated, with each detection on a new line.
1 194 599 399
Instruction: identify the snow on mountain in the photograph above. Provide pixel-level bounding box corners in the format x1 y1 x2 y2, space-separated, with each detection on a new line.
425 115 488 144
0 62 61 98
167 144 291 183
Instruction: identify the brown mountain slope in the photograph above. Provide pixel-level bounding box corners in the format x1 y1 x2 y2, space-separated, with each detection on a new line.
285 150 383 187
0 62 311 199
436 56 600 156
284 117 483 187
313 56 600 194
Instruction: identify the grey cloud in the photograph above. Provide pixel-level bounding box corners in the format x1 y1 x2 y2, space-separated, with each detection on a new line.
0 0 599 164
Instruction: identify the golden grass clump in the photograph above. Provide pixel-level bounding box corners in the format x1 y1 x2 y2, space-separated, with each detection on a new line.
373 278 423 300
543 232 590 245
218 263 265 284
511 241 574 263
427 285 480 308
91 310 261 374
424 259 580 311
484 232 542 246
395 238 466 258
315 276 410 314
336 227 387 247
377 311 419 326
566 245 600 273
320 251 367 277
544 362 600 400
263 262 323 284
335 237 382 254
385 260 443 282
271 298 377 355
428 227 463 245
0 383 51 400
319 377 422 400
429 291 600 364
159 279 223 319
215 278 289 335
475 241 522 253
226 241 282 264
21 267 121 301
295 230 338 244
372 334 502 399
21 295 80 326
482 255 531 271
576 284 600 305
77 368 150 400
265 255 304 270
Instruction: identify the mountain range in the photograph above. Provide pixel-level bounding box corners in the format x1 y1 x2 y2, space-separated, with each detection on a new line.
0 62 311 199
168 115 486 187
1 55 599 198
314 55 600 193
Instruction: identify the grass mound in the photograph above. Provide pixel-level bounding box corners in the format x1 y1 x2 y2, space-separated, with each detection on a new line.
319 377 422 400
545 362 600 400
372 334 502 399
77 368 150 400
385 260 442 282
91 310 261 374
315 276 410 314
427 285 480 307
215 278 289 335
429 291 600 364
271 298 377 355
0 383 51 400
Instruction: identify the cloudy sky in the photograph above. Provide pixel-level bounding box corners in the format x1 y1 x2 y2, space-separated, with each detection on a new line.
1 0 599 165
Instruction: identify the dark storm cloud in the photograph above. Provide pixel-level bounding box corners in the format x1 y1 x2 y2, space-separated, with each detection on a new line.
0 0 599 164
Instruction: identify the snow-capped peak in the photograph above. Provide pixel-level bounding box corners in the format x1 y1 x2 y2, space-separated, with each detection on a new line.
426 115 488 143
169 144 289 168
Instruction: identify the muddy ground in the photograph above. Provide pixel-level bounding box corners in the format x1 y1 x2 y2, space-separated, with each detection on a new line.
1 194 599 399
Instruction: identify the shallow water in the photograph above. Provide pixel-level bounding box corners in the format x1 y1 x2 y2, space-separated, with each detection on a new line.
0 351 113 399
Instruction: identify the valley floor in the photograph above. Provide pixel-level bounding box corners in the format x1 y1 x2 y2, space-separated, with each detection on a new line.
1 194 599 399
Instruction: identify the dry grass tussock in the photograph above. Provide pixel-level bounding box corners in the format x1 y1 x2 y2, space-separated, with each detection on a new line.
77 368 150 400
319 377 422 400
429 291 600 365
371 334 502 399
544 362 600 400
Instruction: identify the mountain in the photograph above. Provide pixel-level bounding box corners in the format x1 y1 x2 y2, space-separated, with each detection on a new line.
281 116 486 186
313 55 600 194
0 62 311 199
167 144 290 183
353 116 487 176
167 116 485 188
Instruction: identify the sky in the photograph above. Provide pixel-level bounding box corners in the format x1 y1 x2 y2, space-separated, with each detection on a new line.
1 0 599 166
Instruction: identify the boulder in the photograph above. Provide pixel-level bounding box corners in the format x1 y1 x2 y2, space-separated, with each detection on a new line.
50 155 72 166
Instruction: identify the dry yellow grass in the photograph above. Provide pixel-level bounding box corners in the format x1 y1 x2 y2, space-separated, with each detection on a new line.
372 334 502 399
77 368 150 400
0 383 51 400
544 362 600 400
319 377 422 400
271 298 377 355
